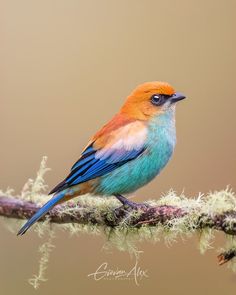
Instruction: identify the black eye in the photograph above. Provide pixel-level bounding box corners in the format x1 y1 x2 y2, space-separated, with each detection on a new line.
151 94 162 106
150 94 171 106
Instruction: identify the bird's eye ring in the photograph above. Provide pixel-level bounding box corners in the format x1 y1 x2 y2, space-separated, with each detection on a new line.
151 94 161 106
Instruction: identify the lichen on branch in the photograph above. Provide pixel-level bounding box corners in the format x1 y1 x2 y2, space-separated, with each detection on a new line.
0 157 236 288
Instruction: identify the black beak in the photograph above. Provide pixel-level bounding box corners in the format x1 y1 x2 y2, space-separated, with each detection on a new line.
171 92 186 103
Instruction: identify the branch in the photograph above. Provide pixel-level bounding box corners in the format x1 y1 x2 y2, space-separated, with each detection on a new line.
1 194 236 231
0 193 236 264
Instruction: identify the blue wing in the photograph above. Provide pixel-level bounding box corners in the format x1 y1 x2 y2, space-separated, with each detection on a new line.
18 141 146 235
49 142 146 194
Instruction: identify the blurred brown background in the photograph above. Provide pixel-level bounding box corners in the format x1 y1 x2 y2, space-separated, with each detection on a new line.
1 0 236 294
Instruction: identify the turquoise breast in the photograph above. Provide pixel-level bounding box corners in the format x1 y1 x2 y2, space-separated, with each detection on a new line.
95 109 176 195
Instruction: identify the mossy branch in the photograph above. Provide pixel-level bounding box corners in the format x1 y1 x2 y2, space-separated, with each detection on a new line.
0 194 236 235
0 191 236 265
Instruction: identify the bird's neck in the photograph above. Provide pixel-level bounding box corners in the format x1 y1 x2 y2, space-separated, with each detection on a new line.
150 106 176 127
148 106 176 148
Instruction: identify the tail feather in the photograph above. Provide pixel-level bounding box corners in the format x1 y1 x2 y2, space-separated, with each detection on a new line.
17 192 65 236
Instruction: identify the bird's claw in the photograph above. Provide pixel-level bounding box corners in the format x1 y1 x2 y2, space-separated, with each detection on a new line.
123 201 150 211
116 200 150 214
114 194 150 212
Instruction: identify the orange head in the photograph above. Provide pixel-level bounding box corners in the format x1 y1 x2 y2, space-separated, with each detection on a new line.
120 81 186 120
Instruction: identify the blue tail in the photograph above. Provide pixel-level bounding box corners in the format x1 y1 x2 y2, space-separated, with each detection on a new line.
17 192 65 236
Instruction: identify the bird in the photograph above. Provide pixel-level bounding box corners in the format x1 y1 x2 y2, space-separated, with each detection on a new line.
17 81 186 235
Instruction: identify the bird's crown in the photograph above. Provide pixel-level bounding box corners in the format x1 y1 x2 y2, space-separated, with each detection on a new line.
131 81 175 97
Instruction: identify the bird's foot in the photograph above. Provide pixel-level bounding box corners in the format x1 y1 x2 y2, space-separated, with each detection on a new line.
114 194 150 211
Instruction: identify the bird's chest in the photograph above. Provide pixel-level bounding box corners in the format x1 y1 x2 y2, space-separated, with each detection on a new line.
111 121 176 193
141 122 176 178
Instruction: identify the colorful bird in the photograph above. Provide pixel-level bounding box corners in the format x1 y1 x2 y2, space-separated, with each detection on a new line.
18 81 186 235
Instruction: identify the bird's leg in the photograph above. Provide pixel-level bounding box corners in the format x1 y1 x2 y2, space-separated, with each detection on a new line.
114 194 149 211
